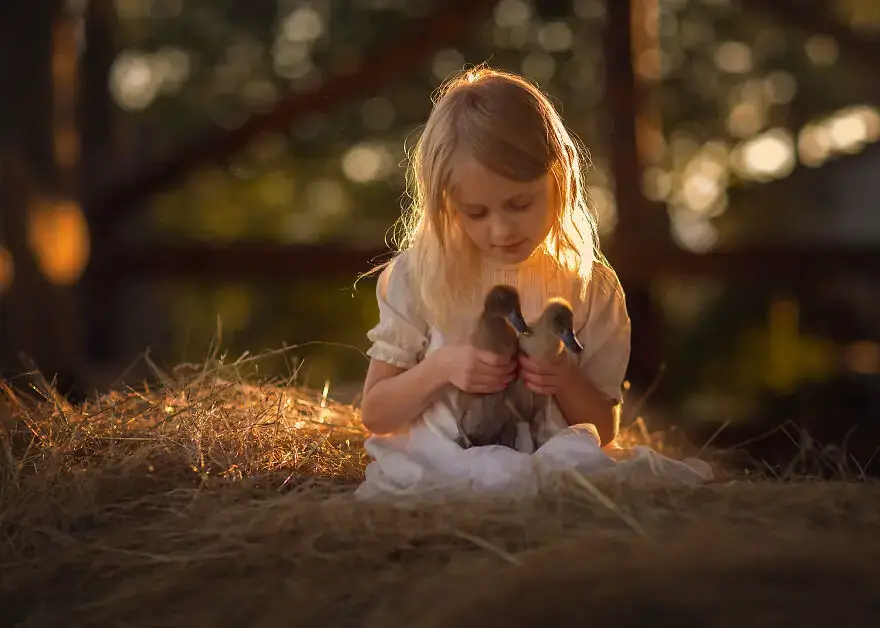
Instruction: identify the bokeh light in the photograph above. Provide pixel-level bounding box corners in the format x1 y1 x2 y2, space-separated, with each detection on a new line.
110 51 161 111
732 129 796 181
27 200 91 286
341 143 395 183
713 41 752 74
0 246 14 293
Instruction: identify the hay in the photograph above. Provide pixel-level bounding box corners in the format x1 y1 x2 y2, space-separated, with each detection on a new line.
1 356 879 627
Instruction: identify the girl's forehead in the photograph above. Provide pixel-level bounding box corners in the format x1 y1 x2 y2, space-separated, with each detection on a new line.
449 158 548 201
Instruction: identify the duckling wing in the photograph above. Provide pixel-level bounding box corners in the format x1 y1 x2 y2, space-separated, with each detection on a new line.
507 377 540 425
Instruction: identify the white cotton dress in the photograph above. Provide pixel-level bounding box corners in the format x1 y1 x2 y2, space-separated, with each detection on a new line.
355 251 712 500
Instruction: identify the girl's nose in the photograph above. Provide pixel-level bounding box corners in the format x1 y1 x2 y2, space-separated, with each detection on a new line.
490 214 516 242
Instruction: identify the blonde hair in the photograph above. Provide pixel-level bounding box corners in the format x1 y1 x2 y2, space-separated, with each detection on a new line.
370 65 603 329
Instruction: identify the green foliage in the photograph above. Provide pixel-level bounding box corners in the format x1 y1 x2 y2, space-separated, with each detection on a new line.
159 277 378 388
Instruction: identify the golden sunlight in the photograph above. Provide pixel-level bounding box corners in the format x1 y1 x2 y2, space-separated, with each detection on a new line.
321 379 330 409
27 199 91 286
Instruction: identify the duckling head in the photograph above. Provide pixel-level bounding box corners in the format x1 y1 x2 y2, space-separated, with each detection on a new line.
483 285 530 334
541 299 584 354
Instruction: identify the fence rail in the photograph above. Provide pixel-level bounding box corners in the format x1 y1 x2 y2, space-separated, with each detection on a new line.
104 241 880 283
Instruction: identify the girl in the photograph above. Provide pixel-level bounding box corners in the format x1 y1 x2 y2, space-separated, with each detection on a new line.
357 66 710 498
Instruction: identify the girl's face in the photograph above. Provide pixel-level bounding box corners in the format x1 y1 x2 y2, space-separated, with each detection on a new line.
448 157 555 265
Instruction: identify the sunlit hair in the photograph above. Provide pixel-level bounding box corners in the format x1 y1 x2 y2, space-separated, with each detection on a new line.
366 64 604 329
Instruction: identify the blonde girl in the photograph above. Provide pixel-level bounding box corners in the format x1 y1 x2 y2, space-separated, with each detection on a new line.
356 66 707 497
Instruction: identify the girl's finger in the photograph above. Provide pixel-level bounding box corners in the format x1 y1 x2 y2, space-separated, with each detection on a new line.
470 374 513 388
468 382 507 394
526 374 559 389
527 383 555 395
476 362 516 378
520 354 556 369
520 360 555 377
518 355 537 369
521 371 546 384
476 350 513 368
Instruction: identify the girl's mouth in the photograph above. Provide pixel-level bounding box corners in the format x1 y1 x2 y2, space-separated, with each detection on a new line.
496 240 525 252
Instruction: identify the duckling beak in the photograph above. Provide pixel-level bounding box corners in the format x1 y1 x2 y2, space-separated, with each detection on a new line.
507 310 530 335
561 328 584 354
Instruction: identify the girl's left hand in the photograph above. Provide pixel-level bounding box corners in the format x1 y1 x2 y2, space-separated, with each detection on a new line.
517 354 573 396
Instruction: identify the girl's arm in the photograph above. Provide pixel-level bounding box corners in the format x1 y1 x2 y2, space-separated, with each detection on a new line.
554 367 619 446
360 352 450 434
361 254 514 434
361 347 516 434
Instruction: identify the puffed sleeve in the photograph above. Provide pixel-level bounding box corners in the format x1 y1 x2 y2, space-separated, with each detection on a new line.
365 253 430 369
574 263 632 404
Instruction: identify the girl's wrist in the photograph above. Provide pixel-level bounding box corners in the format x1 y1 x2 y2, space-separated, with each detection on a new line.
422 347 453 388
555 359 579 395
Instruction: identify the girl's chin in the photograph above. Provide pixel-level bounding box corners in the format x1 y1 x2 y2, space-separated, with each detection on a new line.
486 244 533 264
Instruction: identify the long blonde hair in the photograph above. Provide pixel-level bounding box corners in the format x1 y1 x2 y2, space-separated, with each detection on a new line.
370 65 603 329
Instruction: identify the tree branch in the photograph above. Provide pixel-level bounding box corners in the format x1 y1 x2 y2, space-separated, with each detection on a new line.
88 0 499 236
106 240 880 283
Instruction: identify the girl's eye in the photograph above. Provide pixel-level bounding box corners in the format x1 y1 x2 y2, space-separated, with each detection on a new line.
509 199 533 211
464 210 487 220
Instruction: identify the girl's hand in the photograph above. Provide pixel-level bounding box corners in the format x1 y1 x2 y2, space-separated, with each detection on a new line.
518 354 573 396
439 345 517 394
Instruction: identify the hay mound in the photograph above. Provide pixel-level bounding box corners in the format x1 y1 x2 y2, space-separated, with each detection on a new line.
2 360 879 627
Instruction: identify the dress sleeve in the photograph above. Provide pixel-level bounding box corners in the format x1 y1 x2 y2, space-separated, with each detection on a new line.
574 264 632 404
365 254 430 370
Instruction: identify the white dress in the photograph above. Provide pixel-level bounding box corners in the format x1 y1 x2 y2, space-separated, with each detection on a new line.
356 251 712 499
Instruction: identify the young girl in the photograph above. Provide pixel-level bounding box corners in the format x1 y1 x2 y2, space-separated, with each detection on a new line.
357 66 711 498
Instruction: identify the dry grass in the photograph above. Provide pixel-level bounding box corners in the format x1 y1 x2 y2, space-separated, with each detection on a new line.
1 352 879 628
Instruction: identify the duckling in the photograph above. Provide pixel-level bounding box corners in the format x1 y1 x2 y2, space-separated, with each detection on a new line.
456 285 530 450
512 298 584 452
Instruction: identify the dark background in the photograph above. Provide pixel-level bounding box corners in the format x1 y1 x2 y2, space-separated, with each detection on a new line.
2 0 879 468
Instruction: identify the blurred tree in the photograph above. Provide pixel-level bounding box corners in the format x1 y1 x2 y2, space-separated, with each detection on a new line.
0 1 88 395
75 0 880 409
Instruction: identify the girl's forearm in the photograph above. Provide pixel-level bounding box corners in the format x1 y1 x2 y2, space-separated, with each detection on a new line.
360 351 451 434
554 367 619 446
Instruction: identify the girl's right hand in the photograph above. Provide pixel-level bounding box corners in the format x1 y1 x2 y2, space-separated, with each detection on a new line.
438 345 517 394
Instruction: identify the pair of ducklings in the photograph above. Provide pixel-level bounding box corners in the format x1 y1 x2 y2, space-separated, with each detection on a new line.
456 285 584 453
